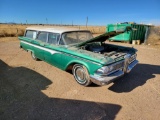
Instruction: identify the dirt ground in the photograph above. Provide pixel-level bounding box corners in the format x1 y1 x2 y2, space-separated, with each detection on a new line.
0 37 160 120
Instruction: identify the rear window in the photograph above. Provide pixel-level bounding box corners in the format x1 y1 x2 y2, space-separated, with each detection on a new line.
25 30 37 39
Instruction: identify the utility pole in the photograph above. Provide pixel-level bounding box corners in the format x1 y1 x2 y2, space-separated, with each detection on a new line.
86 16 88 28
46 18 48 24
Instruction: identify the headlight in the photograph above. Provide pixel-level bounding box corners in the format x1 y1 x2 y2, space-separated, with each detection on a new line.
96 66 114 75
96 66 109 75
109 65 114 71
96 60 124 75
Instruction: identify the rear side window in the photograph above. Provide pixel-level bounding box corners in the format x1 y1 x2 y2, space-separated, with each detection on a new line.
37 32 47 42
48 33 60 44
25 30 37 39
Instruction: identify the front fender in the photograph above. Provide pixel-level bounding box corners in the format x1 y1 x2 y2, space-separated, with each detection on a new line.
65 59 102 75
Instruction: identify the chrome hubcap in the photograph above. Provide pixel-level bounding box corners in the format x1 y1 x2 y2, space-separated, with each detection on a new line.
74 66 86 84
76 68 84 80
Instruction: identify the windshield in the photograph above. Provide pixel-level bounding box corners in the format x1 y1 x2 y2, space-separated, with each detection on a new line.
60 31 93 45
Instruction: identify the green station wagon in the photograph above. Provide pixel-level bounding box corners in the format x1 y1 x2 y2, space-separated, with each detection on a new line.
18 27 138 86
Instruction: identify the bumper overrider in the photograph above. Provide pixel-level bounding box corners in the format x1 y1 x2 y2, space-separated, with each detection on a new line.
90 60 138 86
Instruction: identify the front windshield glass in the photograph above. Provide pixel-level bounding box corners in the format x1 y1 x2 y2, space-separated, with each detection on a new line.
60 31 93 45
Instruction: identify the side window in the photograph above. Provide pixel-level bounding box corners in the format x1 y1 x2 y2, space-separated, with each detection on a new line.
48 33 60 44
37 32 47 42
25 30 37 39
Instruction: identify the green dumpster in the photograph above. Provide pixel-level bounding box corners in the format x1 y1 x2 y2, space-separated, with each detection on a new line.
107 23 152 43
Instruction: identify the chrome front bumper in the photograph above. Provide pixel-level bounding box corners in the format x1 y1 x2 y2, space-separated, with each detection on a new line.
90 60 138 86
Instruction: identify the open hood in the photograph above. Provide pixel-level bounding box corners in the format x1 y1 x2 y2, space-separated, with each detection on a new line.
77 26 132 46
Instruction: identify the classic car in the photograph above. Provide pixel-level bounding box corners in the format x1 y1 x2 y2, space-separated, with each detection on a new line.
18 27 138 86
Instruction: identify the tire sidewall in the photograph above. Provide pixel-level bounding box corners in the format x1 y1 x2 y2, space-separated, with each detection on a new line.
72 64 91 86
31 52 37 60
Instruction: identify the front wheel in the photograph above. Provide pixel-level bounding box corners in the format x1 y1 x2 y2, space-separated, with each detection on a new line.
72 64 92 86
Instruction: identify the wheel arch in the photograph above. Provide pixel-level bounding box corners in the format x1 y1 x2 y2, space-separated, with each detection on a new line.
65 61 90 74
27 49 34 53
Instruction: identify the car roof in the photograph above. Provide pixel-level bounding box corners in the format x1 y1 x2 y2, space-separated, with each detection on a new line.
26 27 90 34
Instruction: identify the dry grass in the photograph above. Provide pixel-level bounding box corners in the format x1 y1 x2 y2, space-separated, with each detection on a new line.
147 26 160 46
145 26 160 49
0 24 27 37
77 26 106 34
0 24 106 37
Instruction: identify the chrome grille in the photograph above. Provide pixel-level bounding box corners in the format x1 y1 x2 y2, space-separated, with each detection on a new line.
114 61 124 70
111 61 124 71
129 54 136 64
123 54 131 73
106 61 124 75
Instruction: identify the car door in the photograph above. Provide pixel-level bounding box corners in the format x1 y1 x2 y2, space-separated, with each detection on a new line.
20 30 37 51
43 32 63 68
32 31 48 60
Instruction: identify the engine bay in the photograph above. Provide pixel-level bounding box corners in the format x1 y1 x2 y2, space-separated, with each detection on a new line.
80 42 132 57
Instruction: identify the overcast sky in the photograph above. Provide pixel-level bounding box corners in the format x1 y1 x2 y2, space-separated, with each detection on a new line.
0 0 160 25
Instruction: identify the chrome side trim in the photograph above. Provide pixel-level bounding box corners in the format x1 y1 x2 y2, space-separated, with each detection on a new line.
60 53 102 66
21 41 101 66
21 41 60 55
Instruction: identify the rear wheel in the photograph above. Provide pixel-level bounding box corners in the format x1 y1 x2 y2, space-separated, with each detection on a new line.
72 64 92 86
31 52 38 61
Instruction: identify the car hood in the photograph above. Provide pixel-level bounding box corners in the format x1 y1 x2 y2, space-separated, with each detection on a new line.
65 46 126 65
77 26 132 47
